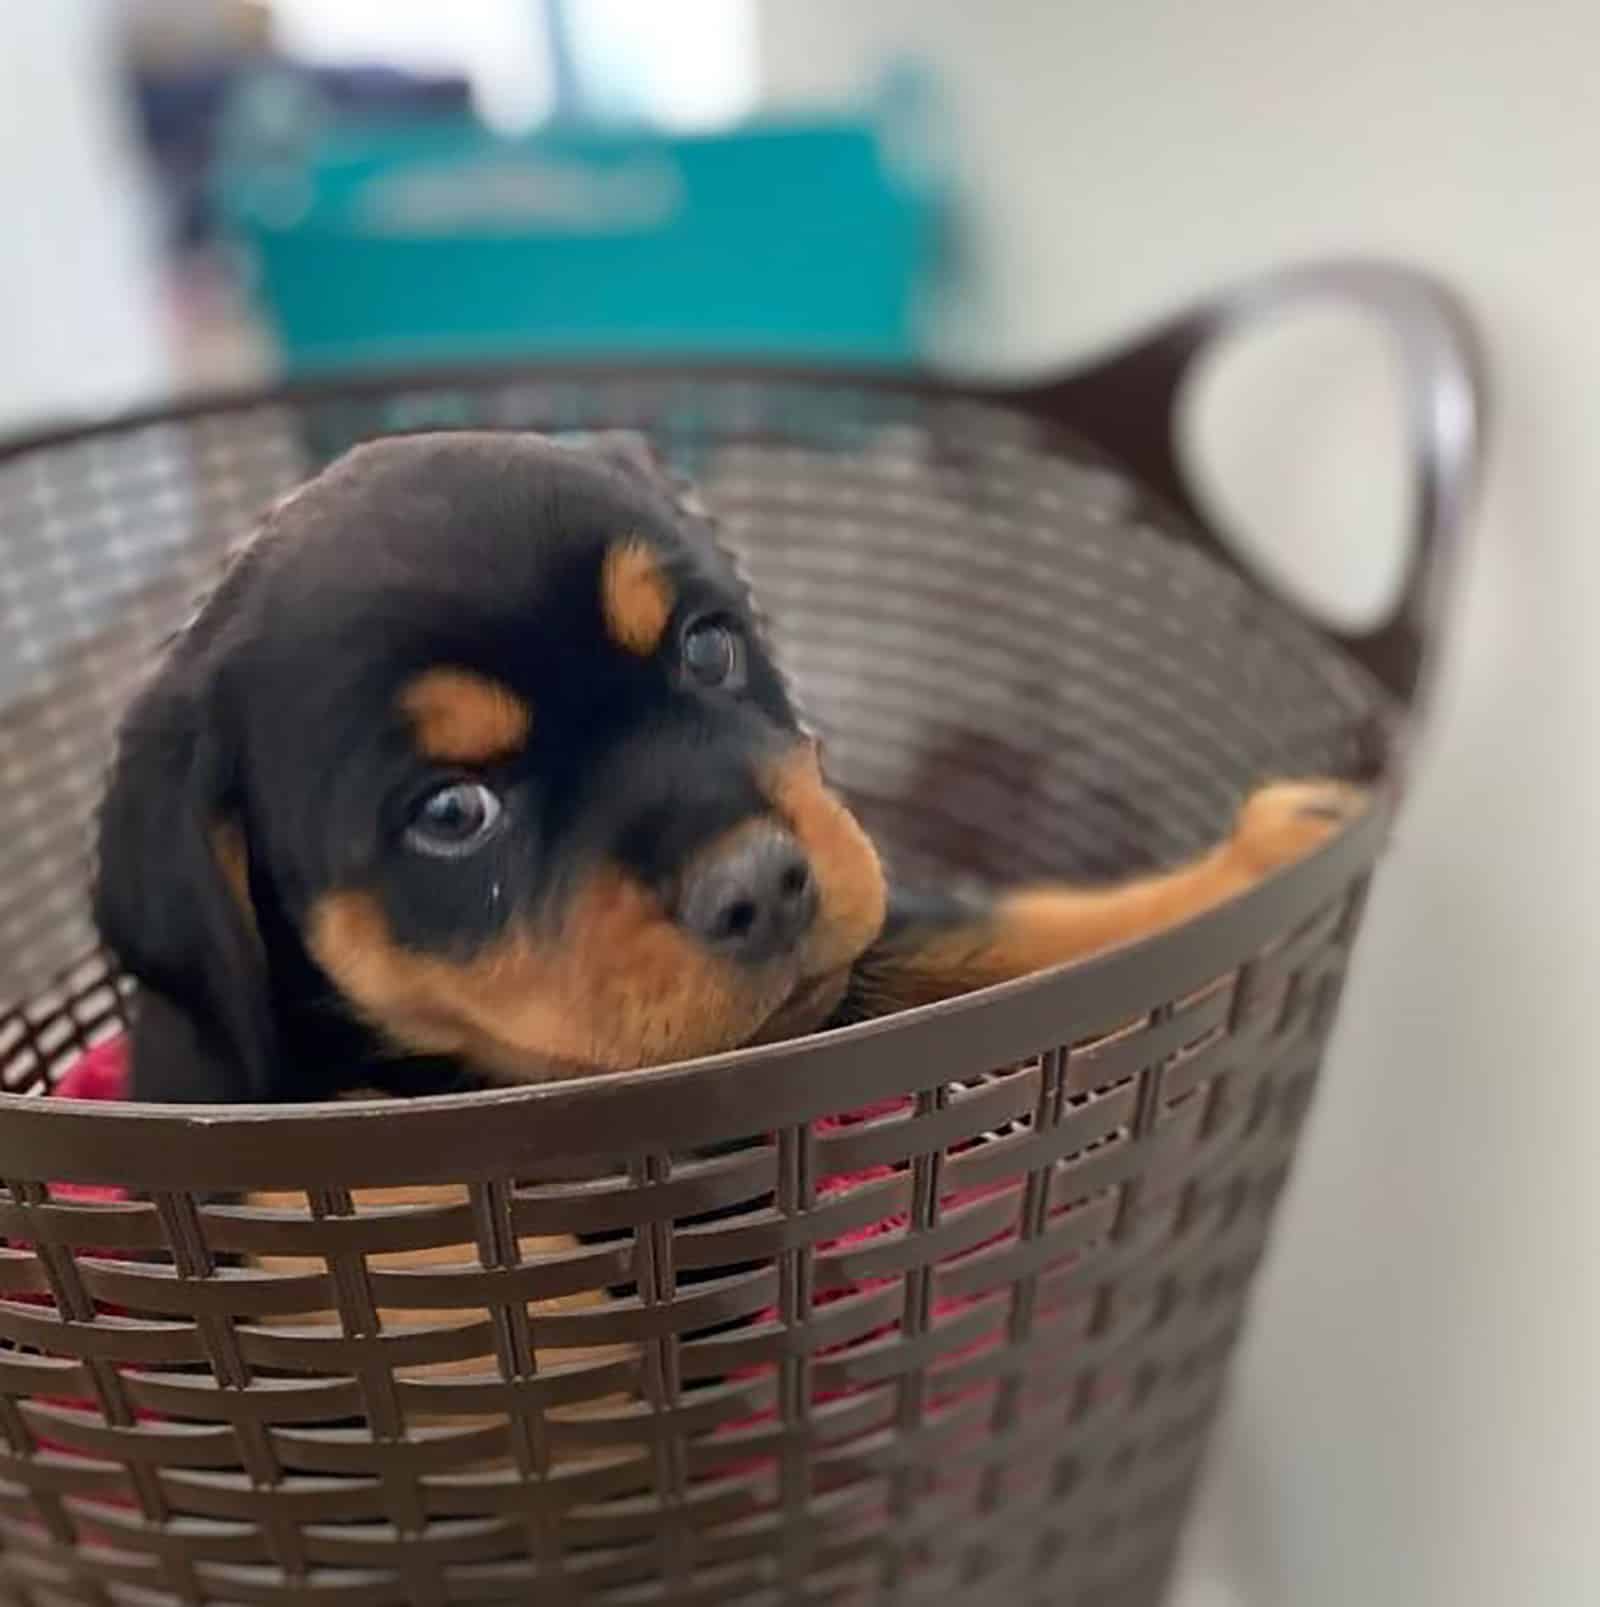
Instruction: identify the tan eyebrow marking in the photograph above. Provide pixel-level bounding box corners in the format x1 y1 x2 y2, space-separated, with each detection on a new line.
601 539 674 656
399 668 531 765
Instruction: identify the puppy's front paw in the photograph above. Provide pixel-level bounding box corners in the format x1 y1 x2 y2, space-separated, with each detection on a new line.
1227 779 1371 879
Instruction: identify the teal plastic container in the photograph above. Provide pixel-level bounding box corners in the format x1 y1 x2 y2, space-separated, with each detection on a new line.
218 82 945 373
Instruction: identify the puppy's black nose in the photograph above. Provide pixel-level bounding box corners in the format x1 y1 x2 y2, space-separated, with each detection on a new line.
675 828 817 964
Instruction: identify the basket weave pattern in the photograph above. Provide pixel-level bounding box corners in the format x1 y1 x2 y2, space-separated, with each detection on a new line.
0 374 1386 1606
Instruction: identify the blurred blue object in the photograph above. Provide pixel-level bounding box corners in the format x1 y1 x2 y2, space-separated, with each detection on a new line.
132 62 473 253
217 73 946 372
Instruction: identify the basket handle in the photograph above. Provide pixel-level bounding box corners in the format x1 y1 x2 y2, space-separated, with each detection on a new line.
1015 260 1486 720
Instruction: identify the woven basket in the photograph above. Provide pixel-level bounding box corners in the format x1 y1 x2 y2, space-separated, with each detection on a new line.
0 263 1480 1607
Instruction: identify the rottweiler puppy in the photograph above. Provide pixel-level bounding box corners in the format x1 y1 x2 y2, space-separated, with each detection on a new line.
94 430 1365 1106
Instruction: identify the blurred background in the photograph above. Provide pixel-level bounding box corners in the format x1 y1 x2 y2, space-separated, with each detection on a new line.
2 4 1596 1605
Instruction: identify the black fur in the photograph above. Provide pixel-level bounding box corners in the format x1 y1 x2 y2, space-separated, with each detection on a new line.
95 431 966 1103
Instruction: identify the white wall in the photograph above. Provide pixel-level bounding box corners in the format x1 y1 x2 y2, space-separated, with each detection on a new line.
0 1 171 433
759 4 1600 1604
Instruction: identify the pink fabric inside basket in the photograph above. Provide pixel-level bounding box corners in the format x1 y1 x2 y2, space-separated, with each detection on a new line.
25 1041 1105 1501
12 1038 144 1491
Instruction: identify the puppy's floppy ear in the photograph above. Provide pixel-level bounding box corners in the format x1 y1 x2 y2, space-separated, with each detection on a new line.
94 629 277 1104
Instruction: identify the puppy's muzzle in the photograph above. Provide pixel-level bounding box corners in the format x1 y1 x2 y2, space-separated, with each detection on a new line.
673 825 817 965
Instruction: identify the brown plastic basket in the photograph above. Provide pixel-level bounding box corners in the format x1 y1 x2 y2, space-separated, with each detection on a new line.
0 262 1480 1607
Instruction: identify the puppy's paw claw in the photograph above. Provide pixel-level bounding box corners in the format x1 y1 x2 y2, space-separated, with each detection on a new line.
1228 779 1371 878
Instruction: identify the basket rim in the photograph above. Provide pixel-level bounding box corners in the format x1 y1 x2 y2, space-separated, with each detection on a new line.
0 795 1390 1191
0 355 1032 468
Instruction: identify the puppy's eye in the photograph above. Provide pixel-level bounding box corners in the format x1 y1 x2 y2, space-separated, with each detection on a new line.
405 781 503 858
681 617 745 690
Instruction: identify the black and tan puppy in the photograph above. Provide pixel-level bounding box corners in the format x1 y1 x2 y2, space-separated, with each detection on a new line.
94 431 1364 1105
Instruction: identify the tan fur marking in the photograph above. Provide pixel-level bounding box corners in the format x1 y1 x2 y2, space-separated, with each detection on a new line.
399 669 530 765
306 742 887 1073
309 870 793 1076
854 779 1369 1013
765 743 887 976
601 540 673 656
210 819 259 946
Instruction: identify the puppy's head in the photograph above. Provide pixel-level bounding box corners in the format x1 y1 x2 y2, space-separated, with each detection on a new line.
95 432 886 1101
